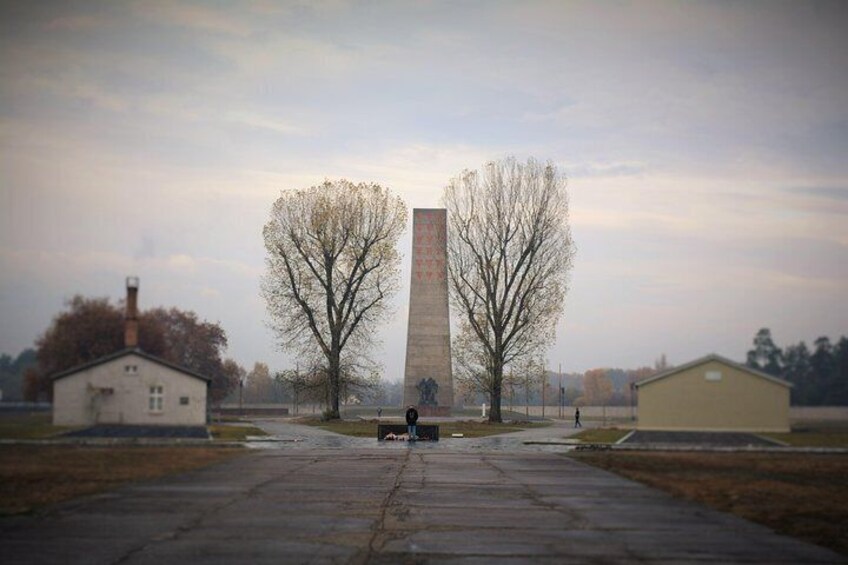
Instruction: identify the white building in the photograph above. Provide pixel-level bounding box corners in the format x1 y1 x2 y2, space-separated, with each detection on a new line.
51 278 210 427
52 348 209 426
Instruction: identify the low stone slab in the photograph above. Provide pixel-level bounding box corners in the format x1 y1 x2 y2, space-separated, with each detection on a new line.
377 424 439 441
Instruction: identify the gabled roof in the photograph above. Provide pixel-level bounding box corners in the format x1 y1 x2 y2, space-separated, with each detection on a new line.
51 348 212 383
634 353 792 389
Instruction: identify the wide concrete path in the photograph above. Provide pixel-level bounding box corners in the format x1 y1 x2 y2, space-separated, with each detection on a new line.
1 445 842 563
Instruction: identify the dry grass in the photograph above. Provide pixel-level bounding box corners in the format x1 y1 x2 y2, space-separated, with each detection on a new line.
571 427 632 444
0 445 246 515
0 411 76 439
208 424 268 441
762 430 848 447
573 451 848 556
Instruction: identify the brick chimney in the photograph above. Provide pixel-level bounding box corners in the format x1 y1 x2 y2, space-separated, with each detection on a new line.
125 276 140 349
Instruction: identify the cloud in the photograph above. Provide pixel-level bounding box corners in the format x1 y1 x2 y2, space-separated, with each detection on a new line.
43 14 109 32
2 0 848 373
332 143 502 208
224 111 313 136
166 254 197 273
0 248 259 285
132 1 251 37
570 173 848 247
789 186 848 202
133 237 157 260
199 286 222 298
565 161 648 179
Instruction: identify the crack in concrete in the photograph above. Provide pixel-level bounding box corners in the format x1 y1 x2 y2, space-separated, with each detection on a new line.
351 449 411 565
109 454 318 565
481 455 589 528
482 455 649 563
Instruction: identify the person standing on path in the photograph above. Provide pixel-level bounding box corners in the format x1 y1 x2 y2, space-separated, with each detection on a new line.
406 405 419 440
574 407 582 428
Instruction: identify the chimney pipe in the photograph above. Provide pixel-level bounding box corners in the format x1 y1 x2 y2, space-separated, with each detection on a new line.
125 276 139 349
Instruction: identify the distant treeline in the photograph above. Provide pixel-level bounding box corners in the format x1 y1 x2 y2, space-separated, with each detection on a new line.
0 348 36 401
4 327 845 407
746 328 848 406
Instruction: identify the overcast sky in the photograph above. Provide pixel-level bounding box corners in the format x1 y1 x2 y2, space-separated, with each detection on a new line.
1 1 846 379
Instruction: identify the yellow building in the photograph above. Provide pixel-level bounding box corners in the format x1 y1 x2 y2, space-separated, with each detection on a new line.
635 354 791 433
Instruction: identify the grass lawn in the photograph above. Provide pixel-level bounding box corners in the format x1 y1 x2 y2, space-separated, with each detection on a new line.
0 412 267 443
303 418 551 438
572 451 848 556
760 428 848 447
0 412 77 440
208 424 268 442
0 445 246 515
570 424 848 448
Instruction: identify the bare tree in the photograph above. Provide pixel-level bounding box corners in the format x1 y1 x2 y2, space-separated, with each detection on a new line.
444 157 574 422
514 355 545 419
262 179 407 419
451 320 493 400
276 355 380 418
275 366 321 416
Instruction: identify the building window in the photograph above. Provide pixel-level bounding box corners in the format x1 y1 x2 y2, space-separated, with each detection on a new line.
125 365 138 374
149 386 164 412
180 396 189 406
705 371 722 382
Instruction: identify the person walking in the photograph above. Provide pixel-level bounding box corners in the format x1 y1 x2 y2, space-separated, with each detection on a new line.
574 407 582 428
405 405 419 440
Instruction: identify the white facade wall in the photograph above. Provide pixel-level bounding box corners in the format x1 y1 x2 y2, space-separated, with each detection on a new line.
53 353 207 426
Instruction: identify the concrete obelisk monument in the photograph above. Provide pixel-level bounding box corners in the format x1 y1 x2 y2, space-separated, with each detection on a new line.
403 208 453 416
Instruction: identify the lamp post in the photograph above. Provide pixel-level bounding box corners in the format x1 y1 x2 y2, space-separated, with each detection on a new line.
239 375 247 416
558 363 563 419
541 362 546 419
294 363 300 416
630 381 636 421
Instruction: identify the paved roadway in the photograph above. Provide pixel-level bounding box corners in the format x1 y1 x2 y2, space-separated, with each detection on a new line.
0 421 843 564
